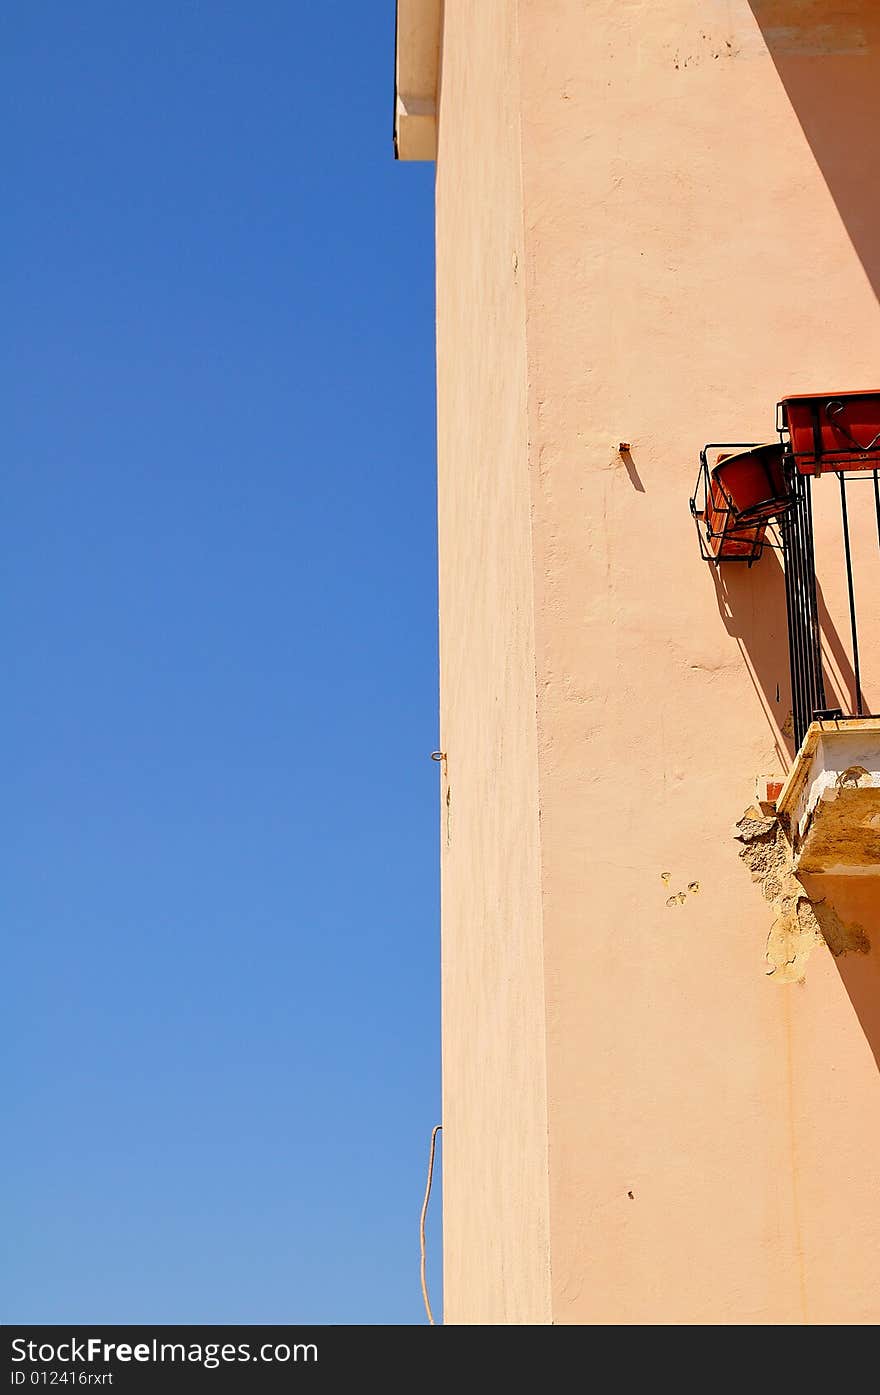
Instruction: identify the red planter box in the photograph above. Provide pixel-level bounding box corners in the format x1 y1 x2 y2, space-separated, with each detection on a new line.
780 391 880 474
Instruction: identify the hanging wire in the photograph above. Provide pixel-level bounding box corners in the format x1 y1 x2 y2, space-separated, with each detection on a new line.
419 1124 442 1325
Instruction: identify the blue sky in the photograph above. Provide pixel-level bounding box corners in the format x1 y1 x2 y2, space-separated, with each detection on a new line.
3 2 441 1324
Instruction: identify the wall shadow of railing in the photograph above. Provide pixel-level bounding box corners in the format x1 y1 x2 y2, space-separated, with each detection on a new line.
710 545 863 768
709 547 795 769
815 579 862 717
747 1 880 302
709 539 878 1069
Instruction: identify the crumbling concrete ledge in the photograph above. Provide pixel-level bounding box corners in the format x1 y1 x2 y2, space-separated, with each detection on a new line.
776 718 880 876
735 810 869 983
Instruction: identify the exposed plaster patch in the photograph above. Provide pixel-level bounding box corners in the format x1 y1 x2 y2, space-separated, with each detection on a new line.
735 809 870 981
664 877 701 907
673 39 735 69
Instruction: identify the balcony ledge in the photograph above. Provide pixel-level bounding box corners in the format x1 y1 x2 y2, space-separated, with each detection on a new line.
777 717 880 875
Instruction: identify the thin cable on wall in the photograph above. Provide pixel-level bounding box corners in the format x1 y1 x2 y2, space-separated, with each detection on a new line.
419 1123 442 1325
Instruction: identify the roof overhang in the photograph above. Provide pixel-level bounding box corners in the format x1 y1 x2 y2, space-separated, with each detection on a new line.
394 0 441 161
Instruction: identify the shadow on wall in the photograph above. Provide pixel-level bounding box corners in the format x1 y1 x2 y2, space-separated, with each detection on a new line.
710 546 794 768
815 578 862 716
712 540 878 1070
710 546 862 769
802 873 880 1073
721 6 880 1070
747 1 880 301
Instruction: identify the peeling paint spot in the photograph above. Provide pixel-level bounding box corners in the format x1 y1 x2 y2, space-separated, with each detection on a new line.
661 871 671 883
688 881 700 895
735 809 778 843
735 809 870 981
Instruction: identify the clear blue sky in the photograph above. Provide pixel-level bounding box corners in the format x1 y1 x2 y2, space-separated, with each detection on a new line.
3 2 440 1324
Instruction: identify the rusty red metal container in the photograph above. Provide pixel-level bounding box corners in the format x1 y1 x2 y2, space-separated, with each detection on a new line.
780 391 880 474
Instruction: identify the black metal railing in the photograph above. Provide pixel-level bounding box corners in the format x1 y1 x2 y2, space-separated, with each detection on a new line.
780 466 880 747
779 470 825 747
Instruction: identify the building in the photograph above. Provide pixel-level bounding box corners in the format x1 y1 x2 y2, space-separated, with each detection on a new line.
394 0 880 1324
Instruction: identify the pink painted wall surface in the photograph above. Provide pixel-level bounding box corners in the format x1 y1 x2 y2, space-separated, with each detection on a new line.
435 0 552 1325
431 0 880 1323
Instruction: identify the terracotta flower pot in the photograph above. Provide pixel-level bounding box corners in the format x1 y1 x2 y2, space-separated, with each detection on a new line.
710 442 789 525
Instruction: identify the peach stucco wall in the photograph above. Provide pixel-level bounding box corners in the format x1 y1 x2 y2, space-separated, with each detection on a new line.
434 0 552 1326
432 0 880 1323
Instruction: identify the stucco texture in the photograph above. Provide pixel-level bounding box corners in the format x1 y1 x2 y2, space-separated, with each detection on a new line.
432 0 880 1323
434 0 552 1326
